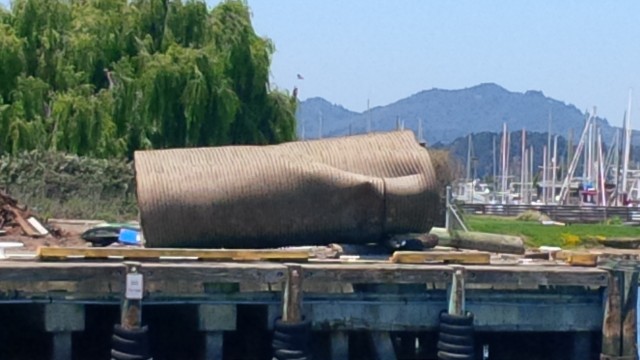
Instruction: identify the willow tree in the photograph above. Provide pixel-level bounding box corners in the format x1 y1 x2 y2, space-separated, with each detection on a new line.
0 0 297 158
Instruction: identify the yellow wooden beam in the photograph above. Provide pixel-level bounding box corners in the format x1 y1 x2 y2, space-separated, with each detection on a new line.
37 247 309 262
565 252 598 267
390 251 490 265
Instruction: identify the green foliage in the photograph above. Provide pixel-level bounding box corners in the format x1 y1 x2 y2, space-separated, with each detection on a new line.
0 0 296 158
467 215 640 248
0 150 136 220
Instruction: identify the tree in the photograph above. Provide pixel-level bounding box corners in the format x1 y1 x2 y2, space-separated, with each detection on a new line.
0 0 296 158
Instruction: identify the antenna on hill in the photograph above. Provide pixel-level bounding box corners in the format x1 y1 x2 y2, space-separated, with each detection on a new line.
318 110 323 139
367 99 372 133
396 116 404 130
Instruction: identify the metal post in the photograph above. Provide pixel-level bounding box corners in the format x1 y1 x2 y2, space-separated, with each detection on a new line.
445 186 452 233
121 261 143 329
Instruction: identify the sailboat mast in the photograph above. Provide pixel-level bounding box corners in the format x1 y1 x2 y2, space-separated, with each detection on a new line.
542 146 548 204
501 123 508 203
467 134 472 181
622 89 632 198
521 128 526 201
551 135 558 203
597 129 606 205
615 124 624 205
530 145 534 203
587 117 594 181
493 135 497 200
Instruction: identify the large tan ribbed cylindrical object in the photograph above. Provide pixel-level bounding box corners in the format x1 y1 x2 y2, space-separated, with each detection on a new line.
134 131 441 248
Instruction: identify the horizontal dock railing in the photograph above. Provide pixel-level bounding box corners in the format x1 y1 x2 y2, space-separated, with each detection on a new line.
460 204 640 223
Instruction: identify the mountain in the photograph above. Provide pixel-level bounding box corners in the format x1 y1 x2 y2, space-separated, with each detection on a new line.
295 97 358 139
296 83 631 145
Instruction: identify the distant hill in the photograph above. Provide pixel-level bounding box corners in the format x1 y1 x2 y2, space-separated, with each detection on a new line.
295 97 358 139
297 83 632 145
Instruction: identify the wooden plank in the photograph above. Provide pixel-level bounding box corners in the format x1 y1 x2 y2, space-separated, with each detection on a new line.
8 207 40 237
390 251 490 265
37 247 309 261
140 262 287 284
0 261 287 300
0 261 124 282
309 290 604 332
301 263 452 284
464 266 609 287
433 228 525 255
566 253 598 267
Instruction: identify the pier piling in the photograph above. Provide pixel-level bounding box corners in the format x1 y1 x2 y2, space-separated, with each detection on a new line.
44 303 84 360
121 261 143 329
198 304 237 360
600 259 639 360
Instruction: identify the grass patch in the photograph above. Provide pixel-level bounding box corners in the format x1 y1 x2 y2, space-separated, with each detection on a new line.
466 215 640 248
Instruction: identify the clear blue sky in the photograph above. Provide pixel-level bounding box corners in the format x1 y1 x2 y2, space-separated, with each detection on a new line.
242 0 640 129
2 0 639 128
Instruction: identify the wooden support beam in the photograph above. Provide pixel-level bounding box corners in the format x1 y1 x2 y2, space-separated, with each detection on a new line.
44 304 85 332
601 270 623 358
51 332 71 360
301 263 451 284
121 261 143 329
204 332 224 360
282 264 303 323
198 304 236 360
330 331 349 360
565 252 598 267
198 304 237 331
43 304 84 360
621 272 638 358
572 332 592 360
448 265 465 315
390 251 490 265
37 247 309 262
430 226 525 255
370 331 397 360
600 259 640 360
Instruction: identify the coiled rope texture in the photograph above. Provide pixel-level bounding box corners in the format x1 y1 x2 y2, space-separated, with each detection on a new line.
135 131 440 248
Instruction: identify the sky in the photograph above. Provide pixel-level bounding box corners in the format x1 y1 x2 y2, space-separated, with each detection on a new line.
240 0 640 129
2 0 639 128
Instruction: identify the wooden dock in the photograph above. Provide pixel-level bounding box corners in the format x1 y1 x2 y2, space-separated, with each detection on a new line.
0 247 637 360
